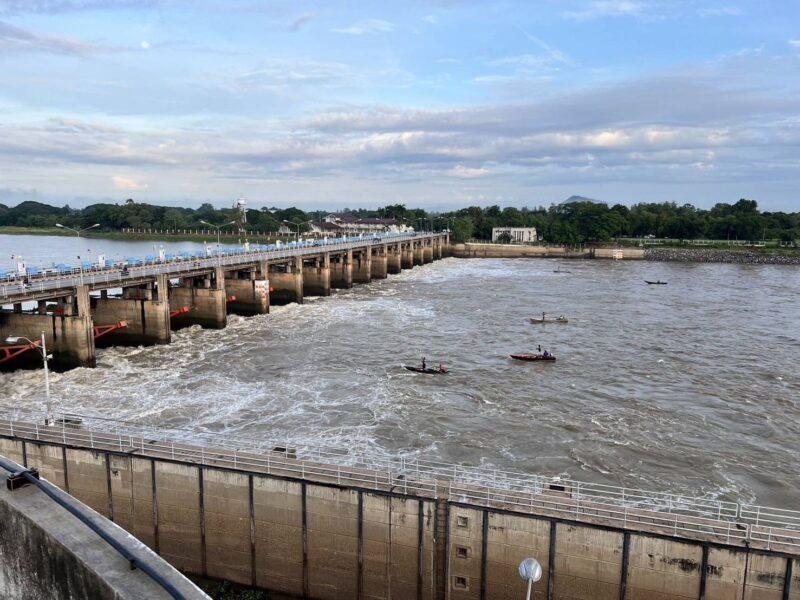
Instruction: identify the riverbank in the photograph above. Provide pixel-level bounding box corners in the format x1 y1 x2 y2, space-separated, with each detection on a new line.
451 242 645 259
0 226 280 244
645 246 800 264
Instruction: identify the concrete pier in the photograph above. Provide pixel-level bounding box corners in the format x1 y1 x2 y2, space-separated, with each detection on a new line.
413 242 425 266
402 243 414 269
269 257 303 305
225 263 270 316
302 254 331 297
0 285 95 369
169 268 227 329
422 241 434 263
352 248 372 284
370 245 388 279
387 244 402 274
92 274 171 346
330 250 353 289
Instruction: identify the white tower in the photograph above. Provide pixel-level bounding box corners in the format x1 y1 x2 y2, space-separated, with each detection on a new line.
234 198 247 231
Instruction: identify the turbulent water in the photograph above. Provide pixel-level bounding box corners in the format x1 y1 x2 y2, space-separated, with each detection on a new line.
1 237 799 508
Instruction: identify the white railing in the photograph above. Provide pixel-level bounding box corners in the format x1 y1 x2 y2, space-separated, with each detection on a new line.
0 232 438 302
0 409 798 551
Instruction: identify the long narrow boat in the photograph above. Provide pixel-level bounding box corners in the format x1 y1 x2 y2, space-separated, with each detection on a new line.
645 280 667 285
530 317 568 324
404 365 447 374
509 354 556 362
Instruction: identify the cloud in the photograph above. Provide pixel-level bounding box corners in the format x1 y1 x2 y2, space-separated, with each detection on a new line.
140 40 150 49
449 165 491 178
698 6 743 17
422 14 438 24
562 0 649 21
112 175 147 190
289 12 316 31
0 20 111 55
0 0 156 14
334 18 394 35
515 27 574 66
790 39 800 49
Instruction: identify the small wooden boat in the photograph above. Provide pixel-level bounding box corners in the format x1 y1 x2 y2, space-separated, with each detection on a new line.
530 317 568 324
645 280 667 285
509 354 556 362
404 365 447 375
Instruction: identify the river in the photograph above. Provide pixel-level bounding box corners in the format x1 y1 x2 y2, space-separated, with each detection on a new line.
1 234 799 508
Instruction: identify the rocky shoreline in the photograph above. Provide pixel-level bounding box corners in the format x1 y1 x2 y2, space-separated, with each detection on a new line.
645 247 800 265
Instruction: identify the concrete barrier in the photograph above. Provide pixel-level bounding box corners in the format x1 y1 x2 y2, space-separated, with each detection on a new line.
2 424 798 600
0 452 207 600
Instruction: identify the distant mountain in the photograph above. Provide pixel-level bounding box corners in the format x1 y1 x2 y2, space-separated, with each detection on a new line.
561 195 604 205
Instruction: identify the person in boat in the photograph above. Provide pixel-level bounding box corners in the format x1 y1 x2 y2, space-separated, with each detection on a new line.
558 315 566 321
543 349 551 358
537 344 542 353
439 363 446 373
421 357 426 370
542 311 546 321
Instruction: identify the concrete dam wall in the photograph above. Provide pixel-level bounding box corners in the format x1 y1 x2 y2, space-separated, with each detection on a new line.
452 243 645 260
0 453 207 600
0 419 798 600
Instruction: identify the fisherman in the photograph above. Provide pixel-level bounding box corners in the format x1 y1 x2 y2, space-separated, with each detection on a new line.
439 363 446 373
542 311 546 321
421 357 427 370
537 345 542 353
543 349 551 358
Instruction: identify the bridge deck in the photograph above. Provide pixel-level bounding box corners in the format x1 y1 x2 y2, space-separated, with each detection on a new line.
0 233 437 304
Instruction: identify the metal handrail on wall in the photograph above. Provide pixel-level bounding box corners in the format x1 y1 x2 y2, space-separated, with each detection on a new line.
1 410 798 552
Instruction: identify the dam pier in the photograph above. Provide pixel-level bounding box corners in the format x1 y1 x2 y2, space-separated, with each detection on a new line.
0 233 448 370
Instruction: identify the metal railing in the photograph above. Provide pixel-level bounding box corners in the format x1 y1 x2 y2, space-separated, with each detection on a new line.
0 232 439 302
1 410 798 552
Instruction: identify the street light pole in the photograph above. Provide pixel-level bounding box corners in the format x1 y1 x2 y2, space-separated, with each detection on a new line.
55 223 100 236
4 332 53 425
199 220 236 247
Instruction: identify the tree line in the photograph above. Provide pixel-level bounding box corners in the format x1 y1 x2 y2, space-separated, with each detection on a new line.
0 197 797 245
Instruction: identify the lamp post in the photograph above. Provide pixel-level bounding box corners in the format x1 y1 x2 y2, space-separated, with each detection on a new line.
199 220 236 247
518 558 542 600
285 220 312 242
56 223 100 236
4 332 53 426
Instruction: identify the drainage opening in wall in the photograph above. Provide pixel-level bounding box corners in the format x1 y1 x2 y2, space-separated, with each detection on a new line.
453 576 469 590
456 546 471 559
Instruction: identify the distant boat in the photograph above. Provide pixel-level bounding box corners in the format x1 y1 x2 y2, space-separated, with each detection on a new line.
553 265 571 273
645 280 667 285
530 317 568 324
510 354 556 362
404 365 447 375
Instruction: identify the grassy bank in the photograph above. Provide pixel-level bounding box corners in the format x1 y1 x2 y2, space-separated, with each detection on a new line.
0 226 281 244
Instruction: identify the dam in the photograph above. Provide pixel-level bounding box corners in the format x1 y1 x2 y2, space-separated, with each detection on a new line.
0 233 447 370
0 415 798 600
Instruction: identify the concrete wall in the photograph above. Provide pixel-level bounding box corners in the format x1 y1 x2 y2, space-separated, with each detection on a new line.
0 451 207 600
387 246 403 274
269 263 303 305
452 243 644 260
331 251 353 289
92 297 170 345
0 286 95 368
5 433 799 600
371 246 388 280
303 255 331 297
225 267 270 316
352 250 372 284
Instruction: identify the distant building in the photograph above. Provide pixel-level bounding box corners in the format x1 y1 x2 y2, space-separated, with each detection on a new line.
491 227 538 244
233 198 247 231
277 223 293 235
311 214 413 236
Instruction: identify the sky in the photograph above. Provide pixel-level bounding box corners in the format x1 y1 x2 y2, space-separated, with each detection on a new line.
0 0 799 212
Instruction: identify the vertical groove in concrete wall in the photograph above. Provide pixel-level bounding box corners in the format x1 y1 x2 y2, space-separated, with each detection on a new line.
151 458 159 554
61 445 70 493
199 467 207 577
105 453 114 522
784 557 793 600
547 520 556 600
699 544 709 599
302 481 309 599
620 532 630 600
418 500 424 600
480 509 489 600
21 439 27 467
357 490 363 600
248 474 256 588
